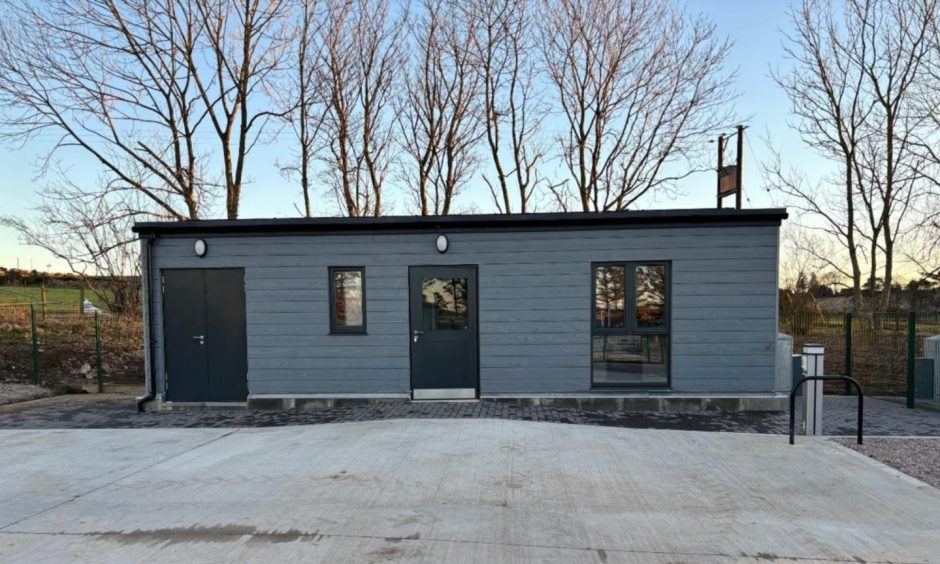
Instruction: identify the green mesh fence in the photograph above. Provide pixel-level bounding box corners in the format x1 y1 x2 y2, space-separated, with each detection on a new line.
0 303 143 392
781 310 940 410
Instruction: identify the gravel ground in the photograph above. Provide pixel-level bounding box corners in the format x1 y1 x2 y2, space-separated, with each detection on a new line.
0 383 53 406
837 437 940 488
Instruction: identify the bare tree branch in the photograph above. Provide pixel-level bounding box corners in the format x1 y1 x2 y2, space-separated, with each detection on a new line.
313 0 405 217
0 0 215 220
537 0 736 212
397 0 484 216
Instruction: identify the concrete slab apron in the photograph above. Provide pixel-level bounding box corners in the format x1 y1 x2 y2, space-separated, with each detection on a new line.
0 429 232 532
0 421 938 563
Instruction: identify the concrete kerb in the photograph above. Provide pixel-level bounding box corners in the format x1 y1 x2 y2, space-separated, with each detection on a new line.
240 395 788 413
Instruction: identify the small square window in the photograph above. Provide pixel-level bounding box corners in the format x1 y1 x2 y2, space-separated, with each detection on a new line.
330 267 366 333
421 276 469 330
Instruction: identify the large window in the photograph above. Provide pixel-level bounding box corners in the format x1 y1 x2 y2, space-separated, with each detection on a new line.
329 267 366 333
592 262 669 386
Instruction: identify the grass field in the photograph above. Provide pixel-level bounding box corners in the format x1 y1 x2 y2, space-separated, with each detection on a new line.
0 286 111 312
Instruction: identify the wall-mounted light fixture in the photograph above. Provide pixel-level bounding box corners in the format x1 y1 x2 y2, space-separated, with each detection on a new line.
194 239 208 257
435 234 449 254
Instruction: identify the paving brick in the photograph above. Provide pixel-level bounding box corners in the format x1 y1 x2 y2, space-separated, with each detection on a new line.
0 396 938 436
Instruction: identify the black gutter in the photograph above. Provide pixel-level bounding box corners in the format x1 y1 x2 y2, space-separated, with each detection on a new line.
136 233 157 412
132 208 788 236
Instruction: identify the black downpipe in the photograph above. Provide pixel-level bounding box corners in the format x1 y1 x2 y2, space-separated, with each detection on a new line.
136 233 158 412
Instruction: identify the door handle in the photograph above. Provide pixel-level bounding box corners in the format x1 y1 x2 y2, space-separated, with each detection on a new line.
192 335 205 345
412 330 424 343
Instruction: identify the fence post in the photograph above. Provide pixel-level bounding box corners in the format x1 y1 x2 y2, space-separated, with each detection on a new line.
907 310 916 408
30 304 39 385
844 312 853 395
95 311 103 393
79 285 85 315
40 285 47 320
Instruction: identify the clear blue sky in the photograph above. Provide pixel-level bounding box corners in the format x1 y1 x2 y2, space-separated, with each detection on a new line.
0 0 821 272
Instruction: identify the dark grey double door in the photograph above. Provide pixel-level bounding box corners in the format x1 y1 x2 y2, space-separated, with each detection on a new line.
409 266 478 399
163 269 248 402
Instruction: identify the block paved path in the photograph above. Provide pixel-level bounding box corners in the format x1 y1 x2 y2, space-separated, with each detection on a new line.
1 394 940 436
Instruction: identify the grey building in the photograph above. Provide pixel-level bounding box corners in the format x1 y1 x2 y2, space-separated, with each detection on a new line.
133 208 788 411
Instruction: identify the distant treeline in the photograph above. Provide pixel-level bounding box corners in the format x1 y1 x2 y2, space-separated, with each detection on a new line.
0 267 136 287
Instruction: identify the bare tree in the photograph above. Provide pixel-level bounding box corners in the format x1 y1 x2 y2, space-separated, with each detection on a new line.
537 0 735 212
0 0 213 221
771 0 871 305
277 0 322 217
464 0 548 214
1 175 144 313
851 0 933 304
764 147 863 289
398 0 483 216
0 0 297 302
0 0 295 222
910 1 940 284
772 0 935 308
315 0 404 217
189 0 293 219
908 216 940 283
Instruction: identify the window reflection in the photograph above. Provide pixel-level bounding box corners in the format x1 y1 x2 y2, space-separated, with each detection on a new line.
591 262 669 387
592 335 668 385
594 265 625 328
636 265 666 327
422 277 468 330
333 270 363 327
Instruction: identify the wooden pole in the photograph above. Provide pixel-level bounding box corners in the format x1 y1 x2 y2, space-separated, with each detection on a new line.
716 135 725 208
735 125 744 210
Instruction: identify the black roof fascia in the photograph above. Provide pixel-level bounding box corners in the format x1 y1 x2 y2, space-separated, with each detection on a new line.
132 208 788 236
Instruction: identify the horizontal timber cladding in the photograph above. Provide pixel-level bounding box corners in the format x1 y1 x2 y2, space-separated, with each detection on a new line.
146 222 780 396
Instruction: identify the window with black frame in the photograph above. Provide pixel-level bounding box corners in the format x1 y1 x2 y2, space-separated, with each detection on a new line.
592 262 669 386
330 267 366 333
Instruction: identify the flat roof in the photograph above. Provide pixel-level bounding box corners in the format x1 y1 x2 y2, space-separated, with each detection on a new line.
132 207 787 236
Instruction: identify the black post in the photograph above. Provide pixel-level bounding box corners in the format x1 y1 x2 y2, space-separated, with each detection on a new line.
857 390 864 445
735 125 744 209
907 310 916 408
30 304 39 385
789 389 796 445
95 311 103 393
844 312 853 395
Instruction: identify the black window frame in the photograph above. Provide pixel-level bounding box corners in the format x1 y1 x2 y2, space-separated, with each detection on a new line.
590 261 671 388
329 266 367 334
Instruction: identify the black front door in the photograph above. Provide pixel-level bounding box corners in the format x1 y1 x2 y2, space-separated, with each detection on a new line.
409 266 478 399
163 269 248 402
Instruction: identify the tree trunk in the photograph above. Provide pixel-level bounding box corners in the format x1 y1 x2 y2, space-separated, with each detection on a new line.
845 157 862 307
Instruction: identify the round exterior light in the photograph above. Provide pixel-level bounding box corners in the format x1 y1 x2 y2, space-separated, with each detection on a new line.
194 239 208 257
435 234 449 254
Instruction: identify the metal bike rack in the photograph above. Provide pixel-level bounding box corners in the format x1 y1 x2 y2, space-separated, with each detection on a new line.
789 376 864 445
